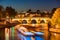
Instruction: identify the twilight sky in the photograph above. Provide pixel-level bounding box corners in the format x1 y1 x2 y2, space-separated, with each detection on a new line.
0 0 60 12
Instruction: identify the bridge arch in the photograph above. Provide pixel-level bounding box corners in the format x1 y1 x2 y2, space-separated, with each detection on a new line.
31 19 37 24
22 20 27 24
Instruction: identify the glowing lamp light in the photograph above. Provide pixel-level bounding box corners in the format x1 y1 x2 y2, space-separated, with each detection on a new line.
32 24 35 27
54 33 56 36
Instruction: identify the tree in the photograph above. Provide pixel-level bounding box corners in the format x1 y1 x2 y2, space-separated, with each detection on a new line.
51 8 60 26
0 5 3 18
27 9 32 13
51 8 57 17
36 10 41 14
5 6 17 18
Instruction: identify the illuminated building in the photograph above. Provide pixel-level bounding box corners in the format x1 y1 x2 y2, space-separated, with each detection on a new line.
50 8 60 40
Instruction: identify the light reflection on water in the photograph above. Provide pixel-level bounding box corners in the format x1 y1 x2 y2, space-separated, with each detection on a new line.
8 27 60 40
49 32 60 40
13 29 49 40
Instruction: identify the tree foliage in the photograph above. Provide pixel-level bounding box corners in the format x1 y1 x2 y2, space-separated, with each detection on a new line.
0 5 3 18
5 6 17 18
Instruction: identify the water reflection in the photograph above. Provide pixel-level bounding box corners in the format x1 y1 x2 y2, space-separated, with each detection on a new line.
6 25 60 40
44 30 49 40
50 32 60 40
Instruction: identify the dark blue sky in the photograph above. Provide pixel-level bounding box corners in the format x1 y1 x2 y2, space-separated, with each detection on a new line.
0 0 60 12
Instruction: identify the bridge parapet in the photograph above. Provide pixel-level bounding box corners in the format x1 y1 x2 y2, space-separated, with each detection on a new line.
12 17 51 24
